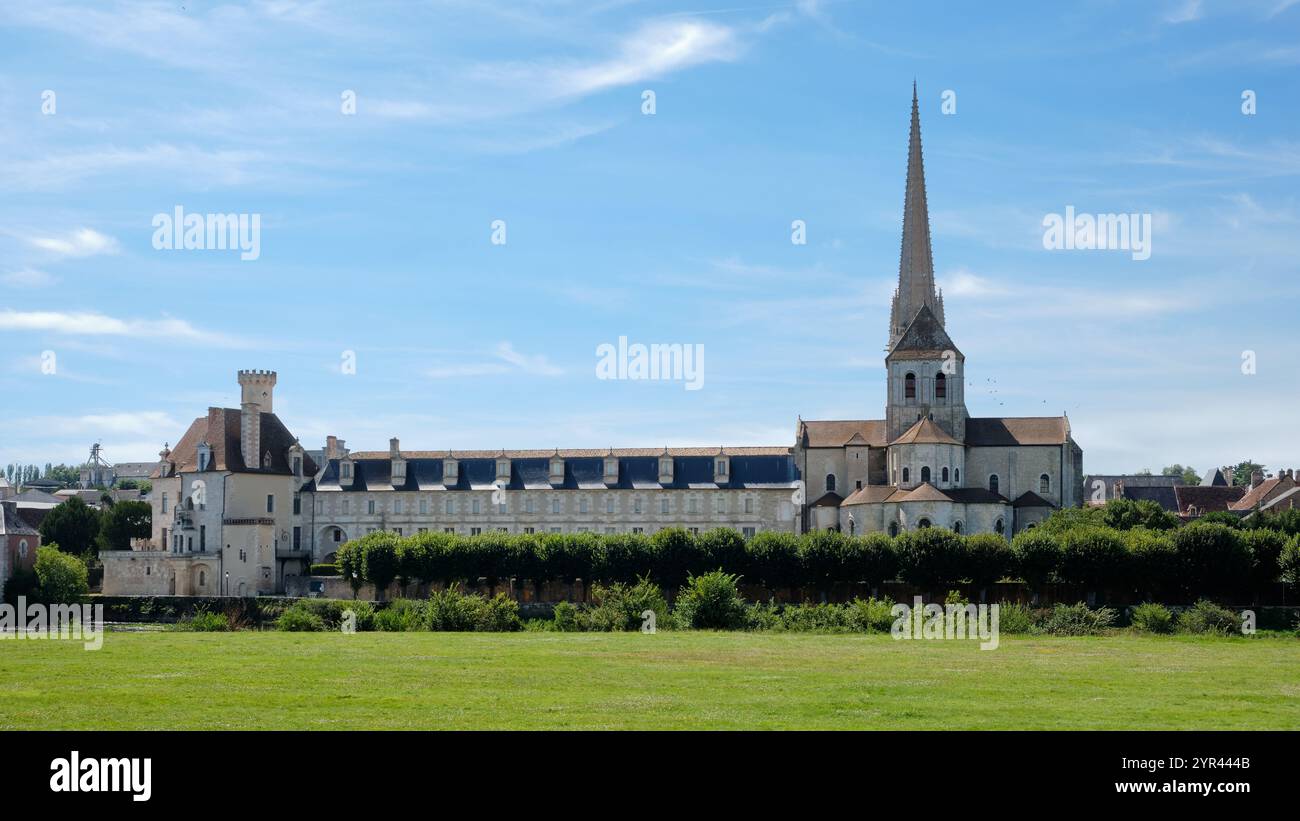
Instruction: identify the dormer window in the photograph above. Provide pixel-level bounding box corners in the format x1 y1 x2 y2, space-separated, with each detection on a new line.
341 461 352 479
658 456 674 483
444 458 459 483
496 459 511 481
549 457 564 482
392 460 406 480
197 442 212 472
292 456 302 477
716 459 727 476
604 458 618 480
263 451 272 469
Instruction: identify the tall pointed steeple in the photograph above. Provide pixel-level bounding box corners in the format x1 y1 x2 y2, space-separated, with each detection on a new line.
888 82 944 349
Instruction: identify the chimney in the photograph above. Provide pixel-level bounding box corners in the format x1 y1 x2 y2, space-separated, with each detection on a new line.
326 436 339 460
389 437 401 457
1250 469 1265 490
237 370 276 470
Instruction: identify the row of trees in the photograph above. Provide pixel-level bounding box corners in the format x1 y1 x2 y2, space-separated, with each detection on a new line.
38 496 152 561
4 462 82 487
334 514 1300 603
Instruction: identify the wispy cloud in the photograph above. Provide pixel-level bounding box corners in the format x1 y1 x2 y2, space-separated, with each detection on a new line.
24 228 120 259
1164 0 1204 24
1 268 56 288
0 309 249 346
425 341 564 379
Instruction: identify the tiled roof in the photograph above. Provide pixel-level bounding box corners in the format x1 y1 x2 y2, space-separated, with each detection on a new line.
344 446 790 460
1175 485 1246 515
841 484 1009 506
965 417 1069 446
897 482 952 502
800 420 887 448
890 417 962 446
888 304 962 360
1229 477 1290 511
841 485 905 505
153 408 317 478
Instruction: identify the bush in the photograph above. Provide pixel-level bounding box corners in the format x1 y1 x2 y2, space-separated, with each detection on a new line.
357 531 402 595
746 531 801 593
673 571 748 630
1037 602 1116 636
895 527 965 588
598 533 655 584
775 602 851 632
1241 529 1288 589
1177 599 1240 636
1126 529 1178 599
340 601 375 631
1100 498 1179 531
845 534 898 589
1010 530 1061 587
277 604 326 632
1129 602 1174 634
335 540 364 596
995 601 1035 634
310 563 340 576
174 609 230 632
33 546 89 604
799 529 849 592
697 528 747 579
551 601 582 632
423 586 521 632
962 533 1012 589
1173 523 1251 598
479 593 523 632
1057 527 1127 591
845 596 897 633
1282 536 1300 587
585 578 668 632
375 599 425 632
651 528 705 590
2 567 39 606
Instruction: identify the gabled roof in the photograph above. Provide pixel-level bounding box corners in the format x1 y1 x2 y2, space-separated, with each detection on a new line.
1012 491 1054 508
887 304 961 360
841 485 905 506
890 417 962 446
842 484 1010 507
154 408 316 478
799 420 888 448
897 482 951 502
0 501 39 536
810 491 844 508
1230 477 1292 511
965 417 1070 446
1174 485 1246 516
1200 467 1230 487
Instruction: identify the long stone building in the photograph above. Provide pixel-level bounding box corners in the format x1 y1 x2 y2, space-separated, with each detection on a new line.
101 86 1083 596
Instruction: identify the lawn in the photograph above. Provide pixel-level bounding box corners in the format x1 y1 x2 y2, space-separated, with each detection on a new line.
2 631 1297 730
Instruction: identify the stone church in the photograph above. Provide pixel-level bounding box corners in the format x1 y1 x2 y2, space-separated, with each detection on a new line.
794 85 1083 537
100 87 1083 596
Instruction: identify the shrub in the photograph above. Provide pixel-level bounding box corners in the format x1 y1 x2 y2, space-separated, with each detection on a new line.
745 601 781 631
1241 529 1288 590
1057 527 1127 591
2 567 39 606
1173 523 1251 598
1177 599 1240 636
845 534 898 589
1129 602 1174 634
895 527 965 589
340 601 375 631
673 571 748 630
1010 530 1062 587
276 604 326 632
424 585 485 631
551 601 582 632
650 528 705 590
1037 602 1116 636
799 529 849 592
962 533 1012 590
33 546 90 604
585 578 668 632
175 609 230 632
1126 529 1178 600
1100 498 1179 531
310 563 340 576
697 528 748 578
746 531 801 593
1281 536 1300 587
357 531 401 595
1197 510 1243 528
995 601 1034 634
375 599 425 632
598 533 655 584
479 594 522 632
845 596 897 633
776 602 851 632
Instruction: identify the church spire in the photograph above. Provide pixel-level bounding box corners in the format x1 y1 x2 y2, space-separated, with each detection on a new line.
889 82 944 349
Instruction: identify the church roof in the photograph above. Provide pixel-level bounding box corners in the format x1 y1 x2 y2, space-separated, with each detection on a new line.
889 83 945 349
890 416 962 446
888 304 961 360
1011 491 1054 508
810 491 844 508
897 482 951 502
1200 467 1230 487
965 417 1070 446
799 420 888 448
842 485 906 505
842 484 1010 507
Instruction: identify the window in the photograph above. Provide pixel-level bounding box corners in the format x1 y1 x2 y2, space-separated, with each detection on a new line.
524 527 535 534
918 518 932 529
419 498 428 515
445 498 455 515
716 459 727 476
579 497 589 514
293 526 301 550
332 529 342 542
606 497 615 514
444 527 455 534
472 499 481 515
634 497 642 514
1040 474 1051 494
471 527 482 536
953 521 963 534
293 456 302 477
632 527 644 534
497 460 509 477
942 467 950 483
995 518 1005 535
661 497 670 514
341 499 350 515
342 462 352 479
716 496 726 514
989 475 999 495
688 497 698 514
19 539 29 560
293 495 302 515
743 527 756 538
199 570 206 586
393 498 402 515
902 467 910 483
888 522 899 537
552 497 562 514
921 466 931 483
905 372 916 399
199 525 206 552
659 458 672 475
605 527 616 535
935 372 946 399
161 493 168 514
744 497 754 514
525 497 535 514
825 473 836 493
367 499 376 515
315 499 324 515
266 494 275 514
498 501 507 514
955 468 960 484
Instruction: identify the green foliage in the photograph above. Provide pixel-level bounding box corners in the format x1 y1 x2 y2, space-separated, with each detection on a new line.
1129 602 1174 634
995 602 1035 634
1010 529 1062 586
1125 528 1178 599
597 533 655 584
38 497 102 559
962 533 1012 588
844 534 898 588
356 531 401 594
374 598 425 631
1039 506 1103 535
33 546 89 603
96 499 152 552
1037 602 1117 636
895 527 965 588
772 602 853 632
2 568 39 605
1230 461 1264 490
1177 600 1241 635
1197 511 1243 529
1281 536 1300 587
745 531 801 591
1240 529 1288 588
799 528 849 590
697 528 747 578
1100 498 1179 531
1173 523 1251 597
1058 527 1128 589
551 601 582 632
174 609 230 632
310 563 340 576
423 586 521 632
649 527 704 590
845 596 897 633
1241 508 1300 537
673 571 748 630
584 578 668 632
276 603 326 631
335 540 363 595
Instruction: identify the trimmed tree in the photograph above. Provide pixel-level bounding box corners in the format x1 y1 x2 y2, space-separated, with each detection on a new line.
1173 522 1251 599
1058 527 1128 599
962 533 1012 599
745 531 801 599
1010 529 1062 596
33 545 89 603
895 527 965 591
844 533 898 596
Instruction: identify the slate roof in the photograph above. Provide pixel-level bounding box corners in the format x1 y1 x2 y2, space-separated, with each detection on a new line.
1120 485 1180 513
154 408 317 478
1011 491 1054 508
888 304 962 360
0 501 39 536
1200 468 1230 487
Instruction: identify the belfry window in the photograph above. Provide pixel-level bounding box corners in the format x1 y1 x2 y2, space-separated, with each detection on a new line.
921 466 931 483
935 372 946 400
902 467 910 484
1040 474 1051 494
942 467 950 483
825 473 836 493
904 372 916 400
989 474 1000 495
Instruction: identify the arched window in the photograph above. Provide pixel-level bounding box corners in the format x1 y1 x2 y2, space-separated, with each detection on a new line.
995 518 1005 535
18 539 29 560
902 467 910 484
888 522 899 537
935 372 946 399
952 521 963 534
921 466 931 483
954 468 960 484
904 372 916 399
199 570 206 586
942 466 950 483
1040 473 1051 494
989 474 1000 495
825 473 836 493
917 518 932 529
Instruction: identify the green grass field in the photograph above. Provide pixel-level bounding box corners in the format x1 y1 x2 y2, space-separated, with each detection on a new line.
2 631 1298 730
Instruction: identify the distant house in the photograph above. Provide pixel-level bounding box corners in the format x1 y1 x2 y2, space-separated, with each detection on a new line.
0 500 40 592
1081 474 1184 511
1229 469 1298 514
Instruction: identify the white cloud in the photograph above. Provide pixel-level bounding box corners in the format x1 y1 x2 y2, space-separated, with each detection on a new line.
1 268 56 288
940 267 1009 298
0 309 248 346
1164 0 1203 23
25 228 120 259
493 341 564 375
424 341 563 379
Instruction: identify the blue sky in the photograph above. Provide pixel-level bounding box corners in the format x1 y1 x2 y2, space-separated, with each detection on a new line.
1 0 1298 476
